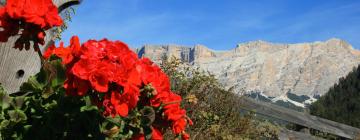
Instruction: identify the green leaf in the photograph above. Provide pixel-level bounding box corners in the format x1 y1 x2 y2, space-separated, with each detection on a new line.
36 65 49 86
8 109 27 123
50 59 66 88
41 86 54 99
42 100 57 110
143 127 152 140
0 84 6 94
80 105 98 112
83 96 92 106
105 116 122 127
20 76 43 92
0 113 4 120
80 96 98 112
13 96 25 109
23 125 32 132
40 59 66 98
0 92 11 110
0 120 10 128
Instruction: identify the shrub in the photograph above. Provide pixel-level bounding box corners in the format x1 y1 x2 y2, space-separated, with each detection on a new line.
160 56 280 140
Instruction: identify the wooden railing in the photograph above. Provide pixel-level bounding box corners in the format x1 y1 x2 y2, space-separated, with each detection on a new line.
239 97 360 139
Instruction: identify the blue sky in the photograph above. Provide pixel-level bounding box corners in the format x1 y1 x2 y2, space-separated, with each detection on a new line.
61 0 360 50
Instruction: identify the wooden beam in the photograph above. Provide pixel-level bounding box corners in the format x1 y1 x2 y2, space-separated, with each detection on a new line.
239 97 360 139
0 0 80 93
54 0 81 12
279 129 325 140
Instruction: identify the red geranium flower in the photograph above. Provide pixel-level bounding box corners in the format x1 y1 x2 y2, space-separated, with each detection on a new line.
46 36 192 139
0 0 62 50
172 118 187 135
182 132 190 140
43 44 56 59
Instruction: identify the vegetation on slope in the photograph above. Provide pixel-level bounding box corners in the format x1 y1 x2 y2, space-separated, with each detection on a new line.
160 56 280 140
310 65 360 128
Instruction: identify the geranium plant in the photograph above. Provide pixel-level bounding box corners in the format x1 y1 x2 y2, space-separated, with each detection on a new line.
0 0 192 139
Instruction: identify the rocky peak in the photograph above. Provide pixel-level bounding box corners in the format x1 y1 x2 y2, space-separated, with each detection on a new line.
136 44 192 63
136 39 360 102
191 45 216 61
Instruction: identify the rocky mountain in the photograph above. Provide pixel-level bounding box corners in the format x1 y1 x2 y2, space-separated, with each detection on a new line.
136 38 360 108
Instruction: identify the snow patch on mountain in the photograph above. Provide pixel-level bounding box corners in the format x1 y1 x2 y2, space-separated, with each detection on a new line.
246 90 318 110
271 94 305 108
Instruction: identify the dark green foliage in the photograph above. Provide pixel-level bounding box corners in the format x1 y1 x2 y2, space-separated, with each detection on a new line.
0 60 105 140
286 92 310 103
310 65 360 128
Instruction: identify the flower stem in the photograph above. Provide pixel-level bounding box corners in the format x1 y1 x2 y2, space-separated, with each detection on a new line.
35 45 45 66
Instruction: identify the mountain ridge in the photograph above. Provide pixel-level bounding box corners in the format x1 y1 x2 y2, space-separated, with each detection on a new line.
136 38 357 52
135 38 360 107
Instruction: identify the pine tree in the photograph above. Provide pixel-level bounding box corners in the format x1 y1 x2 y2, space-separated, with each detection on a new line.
310 65 360 128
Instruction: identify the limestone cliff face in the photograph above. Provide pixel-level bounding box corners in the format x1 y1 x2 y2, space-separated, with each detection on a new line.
136 38 360 97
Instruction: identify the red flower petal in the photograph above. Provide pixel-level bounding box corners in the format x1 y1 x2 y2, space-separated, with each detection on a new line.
172 119 187 134
43 44 56 59
89 70 109 93
151 127 163 140
115 103 129 117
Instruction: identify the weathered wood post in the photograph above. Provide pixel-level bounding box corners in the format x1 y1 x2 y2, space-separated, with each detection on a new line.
0 0 81 93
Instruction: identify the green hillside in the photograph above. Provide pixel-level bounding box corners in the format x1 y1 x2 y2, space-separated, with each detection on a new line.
310 65 360 128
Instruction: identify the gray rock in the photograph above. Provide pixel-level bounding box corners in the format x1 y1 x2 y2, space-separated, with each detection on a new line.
136 38 360 98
